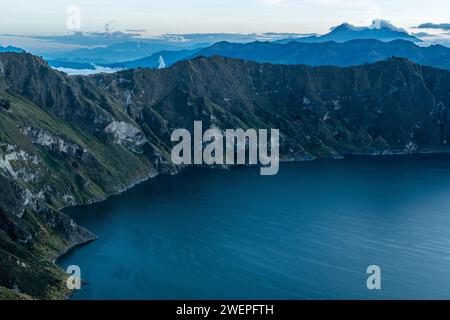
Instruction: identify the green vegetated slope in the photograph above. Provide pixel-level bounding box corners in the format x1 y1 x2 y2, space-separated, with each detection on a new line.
1 52 450 299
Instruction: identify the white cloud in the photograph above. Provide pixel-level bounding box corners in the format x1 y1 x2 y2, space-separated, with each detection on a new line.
54 65 122 76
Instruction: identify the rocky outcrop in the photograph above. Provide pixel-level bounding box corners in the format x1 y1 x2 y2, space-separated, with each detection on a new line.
104 121 148 153
21 127 86 157
0 144 41 183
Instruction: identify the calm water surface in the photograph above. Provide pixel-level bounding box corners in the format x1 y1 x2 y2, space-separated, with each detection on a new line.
59 155 450 299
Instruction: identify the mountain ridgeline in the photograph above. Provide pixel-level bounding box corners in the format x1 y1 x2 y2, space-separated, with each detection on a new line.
113 39 450 71
45 20 422 68
193 39 450 69
1 53 450 298
274 21 422 43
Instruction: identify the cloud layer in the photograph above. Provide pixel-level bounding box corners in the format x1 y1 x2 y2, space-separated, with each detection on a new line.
417 23 450 31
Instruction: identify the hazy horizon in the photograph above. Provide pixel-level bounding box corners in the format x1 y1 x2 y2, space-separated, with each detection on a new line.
1 1 450 56
1 0 449 36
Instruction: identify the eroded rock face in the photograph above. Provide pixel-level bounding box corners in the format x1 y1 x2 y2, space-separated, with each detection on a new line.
0 144 42 183
104 121 149 153
21 127 86 157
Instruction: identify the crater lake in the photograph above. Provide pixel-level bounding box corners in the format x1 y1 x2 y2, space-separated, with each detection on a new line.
59 155 450 299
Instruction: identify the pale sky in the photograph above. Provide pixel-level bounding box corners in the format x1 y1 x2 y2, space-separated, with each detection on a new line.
0 0 449 35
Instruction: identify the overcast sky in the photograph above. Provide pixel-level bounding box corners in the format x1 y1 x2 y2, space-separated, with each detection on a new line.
1 0 449 35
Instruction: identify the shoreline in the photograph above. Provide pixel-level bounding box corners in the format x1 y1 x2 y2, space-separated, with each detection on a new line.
56 149 450 260
53 150 450 299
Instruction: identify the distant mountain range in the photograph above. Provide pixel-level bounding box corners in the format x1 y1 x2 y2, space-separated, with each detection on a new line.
44 20 423 69
192 39 450 69
42 33 312 65
47 48 203 72
105 48 201 70
276 20 421 44
43 40 205 65
46 20 432 72
104 39 450 71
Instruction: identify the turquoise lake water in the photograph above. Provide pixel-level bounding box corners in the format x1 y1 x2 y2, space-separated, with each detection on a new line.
59 155 450 299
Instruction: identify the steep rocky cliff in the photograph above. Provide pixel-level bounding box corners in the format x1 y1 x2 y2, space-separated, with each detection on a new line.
1 53 450 299
0 53 176 299
93 55 450 159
